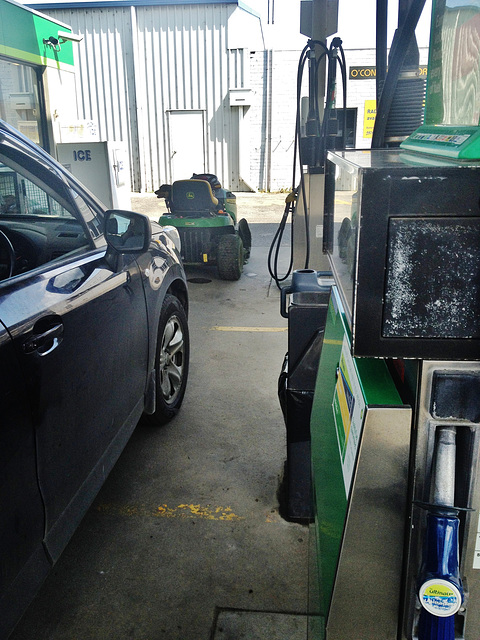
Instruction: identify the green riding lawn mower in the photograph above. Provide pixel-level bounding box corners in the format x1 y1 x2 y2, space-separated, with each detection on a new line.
155 173 251 280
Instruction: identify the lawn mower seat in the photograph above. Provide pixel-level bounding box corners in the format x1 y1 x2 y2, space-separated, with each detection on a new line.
191 173 222 191
171 179 219 216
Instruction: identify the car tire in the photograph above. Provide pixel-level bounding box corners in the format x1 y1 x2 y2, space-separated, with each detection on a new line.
217 233 243 280
143 294 189 425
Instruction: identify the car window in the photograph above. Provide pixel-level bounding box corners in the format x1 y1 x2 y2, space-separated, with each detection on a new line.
0 163 73 218
0 154 100 281
70 187 104 240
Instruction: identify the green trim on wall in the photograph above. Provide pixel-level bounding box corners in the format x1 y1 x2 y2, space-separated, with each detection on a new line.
0 0 74 68
0 44 74 70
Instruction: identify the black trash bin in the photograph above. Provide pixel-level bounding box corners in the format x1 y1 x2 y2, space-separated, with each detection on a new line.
279 270 333 522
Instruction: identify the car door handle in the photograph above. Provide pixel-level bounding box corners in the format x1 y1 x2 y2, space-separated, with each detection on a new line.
23 322 64 355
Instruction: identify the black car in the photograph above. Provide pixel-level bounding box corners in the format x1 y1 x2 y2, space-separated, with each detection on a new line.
0 120 189 638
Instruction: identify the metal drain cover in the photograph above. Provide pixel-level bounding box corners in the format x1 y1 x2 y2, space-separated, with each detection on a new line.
212 610 321 640
187 277 212 284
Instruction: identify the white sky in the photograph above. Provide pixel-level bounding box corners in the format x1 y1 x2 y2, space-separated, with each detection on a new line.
249 0 433 50
23 0 434 51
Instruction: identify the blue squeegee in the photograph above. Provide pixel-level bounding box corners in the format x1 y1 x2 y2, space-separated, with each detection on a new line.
417 427 463 640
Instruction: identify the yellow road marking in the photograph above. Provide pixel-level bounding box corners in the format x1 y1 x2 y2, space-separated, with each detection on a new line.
335 199 352 205
323 338 344 345
96 502 244 521
210 326 287 332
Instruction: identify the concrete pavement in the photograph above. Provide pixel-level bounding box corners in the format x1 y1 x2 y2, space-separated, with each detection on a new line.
10 195 310 640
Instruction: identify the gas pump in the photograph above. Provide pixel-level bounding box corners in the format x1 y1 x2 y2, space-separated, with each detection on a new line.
277 1 480 639
309 147 480 640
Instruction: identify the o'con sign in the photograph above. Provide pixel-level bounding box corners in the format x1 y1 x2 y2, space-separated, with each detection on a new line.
349 66 428 79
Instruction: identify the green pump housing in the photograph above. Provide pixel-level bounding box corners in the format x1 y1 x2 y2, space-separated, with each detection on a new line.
401 0 480 158
308 286 412 639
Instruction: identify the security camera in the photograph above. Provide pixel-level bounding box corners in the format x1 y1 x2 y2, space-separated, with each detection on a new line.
43 36 59 46
58 31 83 43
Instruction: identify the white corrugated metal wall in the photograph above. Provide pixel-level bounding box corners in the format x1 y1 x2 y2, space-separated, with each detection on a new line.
135 3 231 191
41 3 252 192
44 5 141 188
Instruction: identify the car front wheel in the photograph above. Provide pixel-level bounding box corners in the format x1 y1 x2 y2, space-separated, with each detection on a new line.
144 294 189 425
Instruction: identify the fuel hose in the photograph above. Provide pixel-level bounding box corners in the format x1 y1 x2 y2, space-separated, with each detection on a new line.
268 39 347 287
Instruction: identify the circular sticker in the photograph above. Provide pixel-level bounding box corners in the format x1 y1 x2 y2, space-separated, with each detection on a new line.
419 579 462 617
186 192 195 200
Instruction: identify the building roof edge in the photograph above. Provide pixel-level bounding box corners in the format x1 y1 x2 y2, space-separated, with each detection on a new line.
24 0 239 9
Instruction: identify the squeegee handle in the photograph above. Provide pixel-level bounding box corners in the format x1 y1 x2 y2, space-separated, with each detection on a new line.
280 286 293 319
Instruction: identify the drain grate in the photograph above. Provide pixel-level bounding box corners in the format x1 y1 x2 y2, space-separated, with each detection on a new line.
211 609 322 640
187 277 212 284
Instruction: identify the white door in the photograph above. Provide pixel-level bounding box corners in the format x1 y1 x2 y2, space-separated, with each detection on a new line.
168 110 205 182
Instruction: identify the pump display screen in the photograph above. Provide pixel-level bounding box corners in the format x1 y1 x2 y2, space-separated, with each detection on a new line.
383 217 480 339
426 0 480 126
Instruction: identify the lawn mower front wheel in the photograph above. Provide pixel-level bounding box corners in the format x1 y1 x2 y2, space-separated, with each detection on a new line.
238 218 251 261
217 233 244 280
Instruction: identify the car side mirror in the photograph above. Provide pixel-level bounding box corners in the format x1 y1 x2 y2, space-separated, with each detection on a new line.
104 210 152 254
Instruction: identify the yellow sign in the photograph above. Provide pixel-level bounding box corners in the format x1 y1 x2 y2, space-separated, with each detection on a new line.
350 66 377 79
363 100 376 138
350 66 427 79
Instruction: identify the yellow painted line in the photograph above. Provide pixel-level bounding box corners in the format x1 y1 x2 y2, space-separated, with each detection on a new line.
335 198 352 205
210 326 287 332
324 338 344 345
158 504 243 521
96 502 244 521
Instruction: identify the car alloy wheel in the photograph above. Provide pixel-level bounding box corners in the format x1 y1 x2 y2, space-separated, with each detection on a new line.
143 293 190 425
159 313 185 405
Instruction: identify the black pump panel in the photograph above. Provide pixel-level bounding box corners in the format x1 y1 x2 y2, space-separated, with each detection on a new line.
431 371 480 423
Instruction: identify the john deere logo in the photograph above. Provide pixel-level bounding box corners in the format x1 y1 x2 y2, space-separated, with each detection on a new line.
186 192 195 200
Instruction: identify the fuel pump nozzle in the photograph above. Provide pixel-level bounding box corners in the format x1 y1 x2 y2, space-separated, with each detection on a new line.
305 48 319 139
417 427 464 640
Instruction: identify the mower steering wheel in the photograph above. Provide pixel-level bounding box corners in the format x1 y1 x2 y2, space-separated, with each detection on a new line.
0 229 15 280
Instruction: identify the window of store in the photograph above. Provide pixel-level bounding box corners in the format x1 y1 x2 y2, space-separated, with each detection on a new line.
0 58 46 149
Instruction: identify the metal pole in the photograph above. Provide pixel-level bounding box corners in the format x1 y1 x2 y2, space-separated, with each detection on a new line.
376 0 388 104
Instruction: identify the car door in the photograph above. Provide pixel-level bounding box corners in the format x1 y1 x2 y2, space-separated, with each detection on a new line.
0 136 149 564
0 321 51 637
